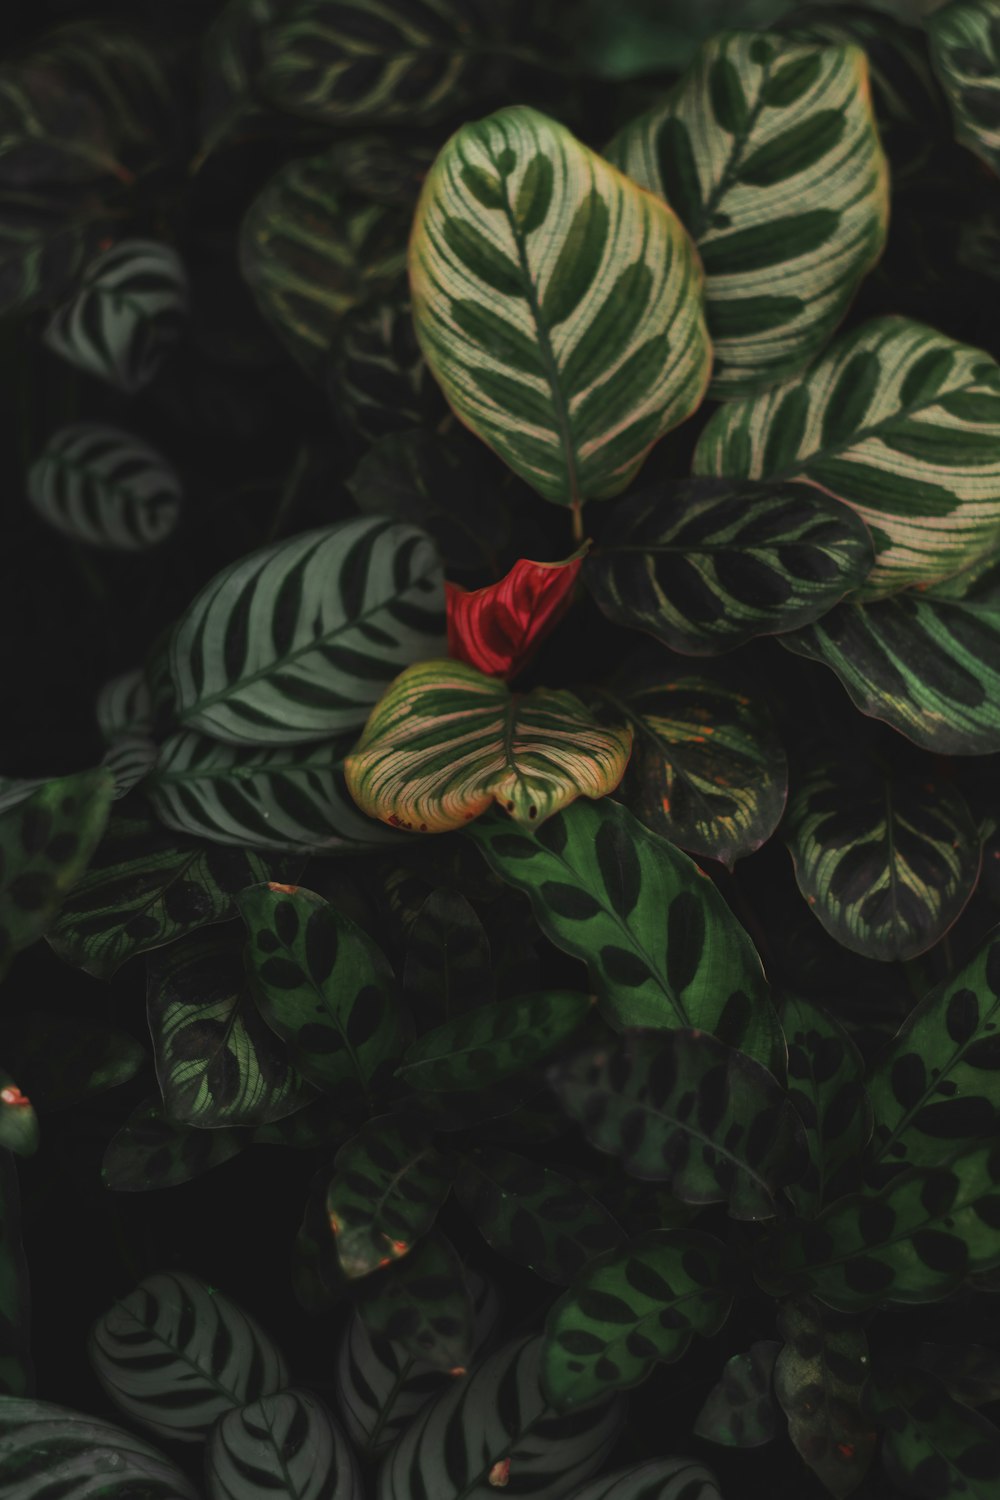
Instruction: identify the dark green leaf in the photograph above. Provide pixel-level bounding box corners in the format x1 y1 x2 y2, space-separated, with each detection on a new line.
0 1152 32 1396
865 1368 1000 1499
402 887 494 1031
773 1295 875 1497
693 1341 781 1448
929 0 1000 175
327 1115 453 1279
781 995 872 1214
398 991 592 1093
102 1096 244 1191
0 1076 37 1159
358 1230 473 1373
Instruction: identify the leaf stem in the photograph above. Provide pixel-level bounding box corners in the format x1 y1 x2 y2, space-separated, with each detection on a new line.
570 499 584 544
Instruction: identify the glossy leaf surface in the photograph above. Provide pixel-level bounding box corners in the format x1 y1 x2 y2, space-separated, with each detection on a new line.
327 1115 453 1278
28 424 182 551
446 551 584 680
398 990 592 1092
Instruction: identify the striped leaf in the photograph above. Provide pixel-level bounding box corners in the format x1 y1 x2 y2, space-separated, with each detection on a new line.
376 1332 625 1500
28 424 182 551
327 294 443 444
48 803 296 979
336 1269 499 1455
693 1342 781 1448
928 0 1000 175
236 883 407 1098
606 31 888 396
327 1115 453 1278
868 1370 1000 1500
95 669 152 742
101 736 158 801
773 1295 875 1496
0 1152 31 1396
467 799 782 1073
409 104 710 508
562 1460 724 1500
0 1011 145 1113
102 1096 244 1191
550 1029 806 1219
0 189 109 318
784 760 981 961
358 1229 472 1372
197 0 281 164
402 888 493 1030
0 1076 37 1157
397 991 592 1092
592 662 787 868
43 240 189 394
781 994 872 1215
780 550 1000 753
455 1147 625 1285
693 317 1000 598
446 551 584 680
0 1398 199 1500
169 517 445 746
259 0 513 126
206 1389 362 1500
344 660 632 833
584 478 873 653
542 1230 736 1409
239 154 406 377
148 933 312 1129
326 134 437 206
150 731 403 853
0 52 124 188
89 1270 288 1443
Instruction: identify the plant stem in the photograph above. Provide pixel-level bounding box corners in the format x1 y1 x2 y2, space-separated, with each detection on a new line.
570 498 584 544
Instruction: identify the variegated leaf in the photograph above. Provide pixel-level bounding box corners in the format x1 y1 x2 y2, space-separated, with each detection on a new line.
928 0 1000 175
606 31 888 395
693 1342 781 1449
0 1398 199 1500
95 670 152 743
693 316 1000 598
773 1295 875 1497
327 293 443 444
344 659 632 834
410 104 710 509
867 1369 1000 1500
206 1388 362 1500
28 425 182 551
326 1115 453 1278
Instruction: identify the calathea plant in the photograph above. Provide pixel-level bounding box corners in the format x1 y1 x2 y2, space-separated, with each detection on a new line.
3 2 1000 1498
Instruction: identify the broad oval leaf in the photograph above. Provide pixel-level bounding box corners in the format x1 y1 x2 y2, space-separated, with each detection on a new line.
206 1388 362 1500
928 0 1000 175
773 1295 875 1497
28 424 182 551
344 660 633 833
325 134 438 206
541 1229 736 1409
0 1011 145 1113
866 1369 1000 1500
410 104 711 508
328 294 443 444
402 887 494 1030
550 1029 806 1219
376 1332 625 1500
102 1096 244 1191
446 551 584 680
784 760 981 961
568 1460 725 1500
468 798 782 1073
358 1230 472 1372
584 478 873 654
693 316 1000 598
397 991 592 1092
781 994 872 1214
693 1341 781 1449
0 1397 199 1500
327 1115 453 1278
89 1271 288 1443
43 240 189 394
606 31 888 396
169 517 445 746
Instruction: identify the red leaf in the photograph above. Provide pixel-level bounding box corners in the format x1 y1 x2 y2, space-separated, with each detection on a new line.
446 549 585 680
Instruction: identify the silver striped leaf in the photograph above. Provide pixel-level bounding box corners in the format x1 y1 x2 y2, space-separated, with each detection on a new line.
101 735 158 801
96 668 153 741
89 1270 288 1444
928 0 1000 176
0 1397 198 1500
149 731 403 853
28 424 182 551
206 1388 362 1500
0 776 47 815
567 1459 724 1500
43 240 189 394
168 517 446 746
376 1333 625 1500
336 1269 499 1455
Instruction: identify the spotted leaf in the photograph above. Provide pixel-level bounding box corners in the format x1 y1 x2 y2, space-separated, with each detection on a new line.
446 550 585 680
865 1369 1000 1499
584 478 873 654
344 660 632 834
357 1230 472 1373
541 1229 736 1410
693 1341 781 1449
773 1295 875 1497
467 799 782 1073
694 317 1000 598
914 1342 1000 1408
606 31 888 396
781 994 872 1214
928 0 1000 175
0 1153 31 1396
397 991 592 1092
102 1096 244 1191
402 888 493 1031
783 759 981 962
549 1029 805 1220
410 104 710 508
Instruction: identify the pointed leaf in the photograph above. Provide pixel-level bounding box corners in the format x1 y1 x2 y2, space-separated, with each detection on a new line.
327 1115 453 1278
398 991 592 1093
169 517 445 746
102 737 157 803
781 995 872 1214
694 1341 781 1448
694 316 1000 598
541 1229 736 1409
865 1369 1000 1499
326 134 438 206
0 1397 199 1500
0 1078 37 1158
102 1095 244 1191
773 1295 875 1497
328 293 443 444
0 1012 145 1112
446 551 584 680
0 1152 32 1397
410 104 711 507
402 888 494 1030
606 31 888 395
206 1388 362 1500
568 1460 724 1499
28 424 182 551
358 1230 473 1373
928 0 1000 175
344 660 632 833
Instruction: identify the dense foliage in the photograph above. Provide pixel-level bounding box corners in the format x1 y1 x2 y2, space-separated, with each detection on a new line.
3 1 1000 1497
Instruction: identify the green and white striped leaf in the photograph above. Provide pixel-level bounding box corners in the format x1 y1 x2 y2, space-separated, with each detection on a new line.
784 760 981 961
206 1389 362 1500
376 1332 625 1500
568 1460 724 1500
410 104 710 508
345 659 633 834
239 154 406 376
928 0 1000 175
592 662 787 868
169 517 445 746
773 1295 875 1497
0 1152 31 1396
327 1115 453 1278
541 1230 736 1409
358 1229 473 1372
43 240 189 394
150 731 403 853
866 1369 1000 1500
550 1029 806 1219
0 1398 199 1500
606 31 888 396
101 736 158 801
781 994 872 1215
693 316 1000 598
693 1342 781 1449
28 424 182 551
148 932 312 1129
95 670 152 742
89 1271 288 1443
397 990 592 1092
102 1096 244 1191
327 293 443 444
584 478 873 653
780 549 1000 753
336 1269 499 1455
468 799 782 1073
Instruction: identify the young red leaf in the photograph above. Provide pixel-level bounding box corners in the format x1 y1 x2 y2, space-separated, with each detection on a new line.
446 550 585 680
